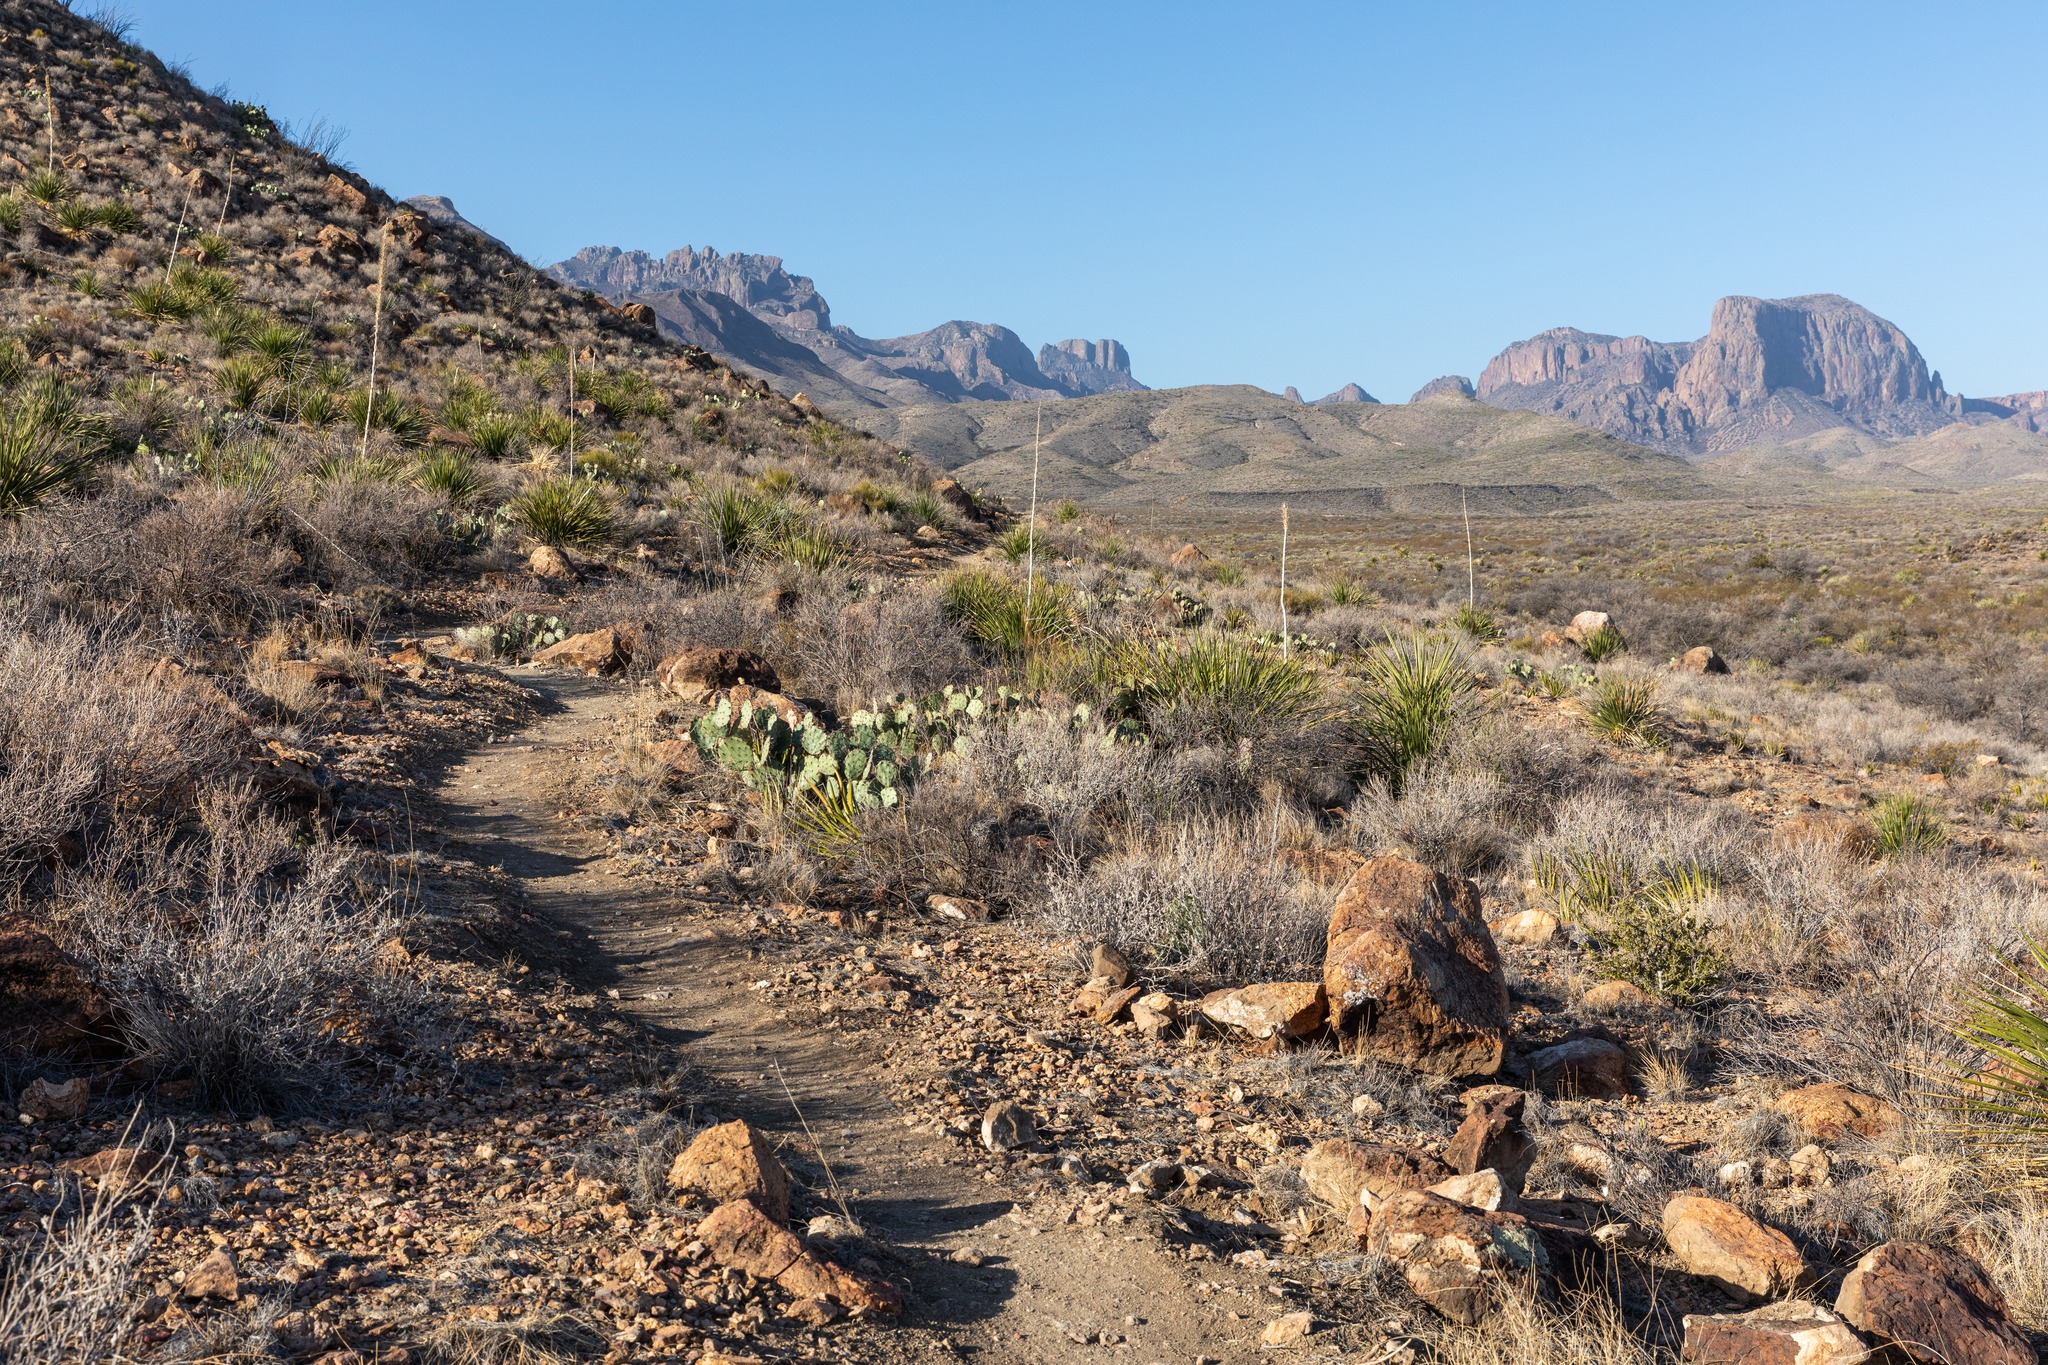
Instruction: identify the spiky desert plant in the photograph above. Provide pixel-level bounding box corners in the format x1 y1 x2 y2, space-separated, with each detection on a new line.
124 278 192 322
1585 674 1665 746
213 356 269 410
940 568 1077 658
50 199 103 242
343 389 429 447
772 523 847 572
467 410 522 459
1873 791 1947 858
510 477 615 550
415 451 487 505
1452 601 1500 641
22 168 70 206
1581 622 1627 663
93 201 141 236
0 377 104 516
295 388 340 428
0 195 23 235
1091 629 1331 749
1349 629 1477 791
1947 938 2048 1156
250 321 310 380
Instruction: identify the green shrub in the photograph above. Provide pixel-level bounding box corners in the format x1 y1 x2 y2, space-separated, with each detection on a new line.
585 369 669 422
0 195 22 234
940 569 1078 658
1581 622 1627 662
190 229 231 264
525 408 573 450
771 523 847 572
414 451 486 505
902 489 951 529
996 524 1036 563
1053 499 1081 524
94 201 141 236
510 477 614 549
50 199 102 241
1872 792 1947 857
295 388 340 428
696 485 790 559
69 267 104 298
126 278 192 323
1589 869 1730 1007
1585 674 1665 746
251 322 309 379
1349 630 1476 791
166 263 238 309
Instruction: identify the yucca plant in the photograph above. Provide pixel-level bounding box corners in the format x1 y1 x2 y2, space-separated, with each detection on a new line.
51 199 103 242
125 279 192 323
251 322 309 379
510 477 615 550
167 263 239 309
295 388 341 428
69 268 104 298
0 377 104 516
467 411 522 459
414 451 487 505
1873 791 1947 858
1947 939 2048 1153
0 195 23 234
93 201 141 236
996 524 1036 563
1091 629 1331 749
1585 674 1666 746
1581 622 1627 663
23 168 70 206
697 485 791 560
1349 629 1477 791
525 408 573 450
190 230 232 264
940 568 1078 659
201 306 260 354
772 523 847 572
1053 498 1081 524
1452 601 1500 642
214 356 270 410
313 452 402 485
902 489 951 529
344 390 429 447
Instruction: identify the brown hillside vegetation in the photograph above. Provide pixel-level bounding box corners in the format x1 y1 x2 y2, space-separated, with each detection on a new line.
4 4 2048 1365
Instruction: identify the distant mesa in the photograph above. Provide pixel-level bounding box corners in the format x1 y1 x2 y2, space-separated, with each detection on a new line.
1475 294 2037 457
1410 375 1476 403
547 245 1145 410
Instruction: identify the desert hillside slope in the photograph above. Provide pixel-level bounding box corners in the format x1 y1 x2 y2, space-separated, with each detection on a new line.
859 384 1714 512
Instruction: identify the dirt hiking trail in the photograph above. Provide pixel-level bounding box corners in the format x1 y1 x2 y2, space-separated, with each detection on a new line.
428 670 1270 1364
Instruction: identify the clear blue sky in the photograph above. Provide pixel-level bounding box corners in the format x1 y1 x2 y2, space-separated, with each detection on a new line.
120 1 2048 400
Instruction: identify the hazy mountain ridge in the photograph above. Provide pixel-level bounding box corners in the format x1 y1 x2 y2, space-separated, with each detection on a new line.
547 245 1145 409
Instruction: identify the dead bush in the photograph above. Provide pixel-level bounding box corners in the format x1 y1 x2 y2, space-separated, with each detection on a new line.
52 789 425 1111
0 1179 152 1364
0 619 243 885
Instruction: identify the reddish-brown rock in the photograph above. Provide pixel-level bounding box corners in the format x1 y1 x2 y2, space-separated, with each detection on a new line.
1303 1139 1450 1216
183 1249 240 1300
1366 1190 1547 1325
1663 1195 1811 1302
699 1199 902 1315
1773 1083 1901 1142
0 925 108 1058
1675 645 1730 675
667 1119 791 1222
1443 1086 1535 1191
653 646 779 699
18 1076 88 1121
1680 1301 1869 1365
1835 1241 2031 1365
1323 857 1508 1076
531 626 636 676
1196 982 1327 1041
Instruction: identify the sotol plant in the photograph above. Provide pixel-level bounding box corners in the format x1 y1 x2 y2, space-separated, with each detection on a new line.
1947 938 2048 1152
1586 674 1666 746
0 378 106 517
510 477 614 550
1349 629 1477 792
1872 791 1947 857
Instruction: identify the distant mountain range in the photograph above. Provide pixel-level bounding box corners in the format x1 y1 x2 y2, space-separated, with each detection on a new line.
1473 293 2044 459
546 246 1143 410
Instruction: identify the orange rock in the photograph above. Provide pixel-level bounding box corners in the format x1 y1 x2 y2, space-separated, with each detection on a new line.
667 1119 791 1222
698 1199 902 1314
1772 1082 1901 1141
1662 1195 1810 1302
1196 982 1326 1041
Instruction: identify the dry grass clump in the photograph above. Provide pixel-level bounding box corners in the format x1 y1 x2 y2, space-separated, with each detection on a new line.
52 788 424 1111
425 1312 606 1365
0 1180 154 1365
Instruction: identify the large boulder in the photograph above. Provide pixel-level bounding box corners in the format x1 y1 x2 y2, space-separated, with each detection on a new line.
698 1199 902 1315
656 646 780 701
1563 610 1612 643
1300 1139 1450 1217
1679 1301 1869 1365
667 1119 791 1222
1525 1037 1631 1099
1773 1083 1900 1142
531 625 637 675
1443 1086 1535 1192
1196 982 1327 1041
1366 1190 1547 1325
1323 857 1508 1076
1835 1241 2032 1365
1674 645 1731 675
1662 1195 1811 1302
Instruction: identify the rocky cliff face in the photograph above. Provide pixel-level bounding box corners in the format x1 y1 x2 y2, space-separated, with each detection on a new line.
1038 338 1145 396
547 245 1144 410
550 246 833 331
1477 295 1965 455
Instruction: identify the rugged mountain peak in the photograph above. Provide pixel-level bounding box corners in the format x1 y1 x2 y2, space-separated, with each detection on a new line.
1038 338 1147 396
1314 383 1378 405
549 245 832 331
1410 375 1476 403
401 195 511 254
1476 295 1961 455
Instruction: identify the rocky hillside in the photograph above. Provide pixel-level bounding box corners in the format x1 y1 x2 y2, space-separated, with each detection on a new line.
549 244 1146 409
1477 293 2041 458
857 382 1711 512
